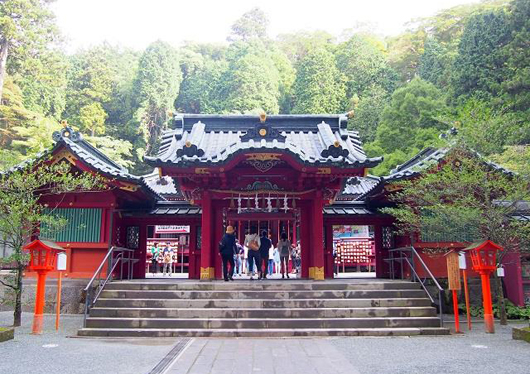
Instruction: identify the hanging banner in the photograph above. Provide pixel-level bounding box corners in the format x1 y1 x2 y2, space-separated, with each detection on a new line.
332 225 370 239
155 225 190 234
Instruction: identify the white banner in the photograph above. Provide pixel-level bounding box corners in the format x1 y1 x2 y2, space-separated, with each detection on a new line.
155 225 190 234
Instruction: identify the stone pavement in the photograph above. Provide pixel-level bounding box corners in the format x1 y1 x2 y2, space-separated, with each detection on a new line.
1 311 529 374
165 338 359 374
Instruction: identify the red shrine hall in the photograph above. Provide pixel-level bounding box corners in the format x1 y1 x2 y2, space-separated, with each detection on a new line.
22 113 530 305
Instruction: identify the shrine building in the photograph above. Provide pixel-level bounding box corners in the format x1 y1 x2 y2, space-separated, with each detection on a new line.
17 113 529 305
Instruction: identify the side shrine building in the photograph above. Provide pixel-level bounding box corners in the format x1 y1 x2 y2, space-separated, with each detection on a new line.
16 113 530 305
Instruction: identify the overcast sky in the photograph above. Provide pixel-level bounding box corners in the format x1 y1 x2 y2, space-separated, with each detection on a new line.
53 0 480 51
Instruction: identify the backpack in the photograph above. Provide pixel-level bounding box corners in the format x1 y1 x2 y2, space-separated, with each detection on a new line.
248 235 259 251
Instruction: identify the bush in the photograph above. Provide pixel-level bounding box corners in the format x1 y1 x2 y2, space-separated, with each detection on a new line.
458 301 530 320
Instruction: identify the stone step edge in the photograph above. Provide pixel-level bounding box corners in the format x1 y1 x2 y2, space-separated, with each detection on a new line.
95 297 433 304
85 316 441 322
77 327 450 337
103 289 422 293
90 306 436 311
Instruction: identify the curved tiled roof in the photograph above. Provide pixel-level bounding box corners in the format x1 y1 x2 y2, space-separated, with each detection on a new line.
383 147 515 182
52 127 140 182
145 114 382 169
337 176 383 201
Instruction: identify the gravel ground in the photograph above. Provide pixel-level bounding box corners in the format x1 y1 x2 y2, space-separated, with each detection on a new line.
0 312 176 374
331 323 530 374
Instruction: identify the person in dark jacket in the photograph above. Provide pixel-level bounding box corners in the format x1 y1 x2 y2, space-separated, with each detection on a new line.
219 226 237 281
258 230 272 280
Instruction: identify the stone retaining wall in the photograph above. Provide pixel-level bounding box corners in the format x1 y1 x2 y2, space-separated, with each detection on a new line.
0 274 87 314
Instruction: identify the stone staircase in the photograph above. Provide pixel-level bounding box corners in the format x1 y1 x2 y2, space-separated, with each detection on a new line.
77 280 449 337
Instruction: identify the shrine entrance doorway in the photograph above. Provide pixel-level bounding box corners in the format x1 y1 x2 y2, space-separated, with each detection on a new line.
228 211 301 279
331 224 376 279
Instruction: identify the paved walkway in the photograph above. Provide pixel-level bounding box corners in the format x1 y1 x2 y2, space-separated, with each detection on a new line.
1 312 529 374
165 338 358 374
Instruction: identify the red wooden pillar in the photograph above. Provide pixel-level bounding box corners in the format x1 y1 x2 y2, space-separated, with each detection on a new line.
188 222 198 279
300 202 311 279
324 223 334 279
200 191 214 280
310 191 325 280
374 224 385 278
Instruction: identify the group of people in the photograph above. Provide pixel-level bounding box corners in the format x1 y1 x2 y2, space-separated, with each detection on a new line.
149 242 176 276
219 226 300 282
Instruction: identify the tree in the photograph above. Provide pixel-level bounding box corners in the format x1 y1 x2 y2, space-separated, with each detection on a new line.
336 35 397 100
452 10 511 100
0 0 59 102
132 41 182 154
0 160 106 326
383 146 530 325
64 45 116 136
449 98 517 156
490 145 530 177
15 50 67 120
292 48 346 114
418 37 451 87
348 85 390 143
175 59 227 114
228 7 269 42
367 77 449 174
276 30 335 63
221 41 281 114
500 0 530 128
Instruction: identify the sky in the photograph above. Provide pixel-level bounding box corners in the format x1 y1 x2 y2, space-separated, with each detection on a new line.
53 0 481 51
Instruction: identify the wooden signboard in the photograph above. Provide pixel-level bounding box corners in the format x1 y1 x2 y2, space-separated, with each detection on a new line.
447 251 461 291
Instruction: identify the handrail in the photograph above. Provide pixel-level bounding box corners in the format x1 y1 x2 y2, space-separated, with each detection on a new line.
384 246 445 327
83 246 133 327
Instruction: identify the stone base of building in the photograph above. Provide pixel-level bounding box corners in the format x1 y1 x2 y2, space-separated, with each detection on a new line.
0 274 87 314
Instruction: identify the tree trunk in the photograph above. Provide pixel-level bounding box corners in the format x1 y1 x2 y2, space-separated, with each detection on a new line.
493 272 507 325
0 41 9 104
13 264 23 327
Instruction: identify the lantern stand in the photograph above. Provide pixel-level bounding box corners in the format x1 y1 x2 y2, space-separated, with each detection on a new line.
464 240 503 334
24 239 65 335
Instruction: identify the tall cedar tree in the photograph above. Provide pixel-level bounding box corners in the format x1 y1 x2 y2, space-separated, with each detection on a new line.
0 0 59 102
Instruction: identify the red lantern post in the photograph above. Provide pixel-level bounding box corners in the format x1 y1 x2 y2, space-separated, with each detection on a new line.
464 240 503 334
24 240 65 335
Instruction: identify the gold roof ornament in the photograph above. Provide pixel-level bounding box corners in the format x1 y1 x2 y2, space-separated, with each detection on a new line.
185 140 192 148
259 112 267 123
333 140 340 148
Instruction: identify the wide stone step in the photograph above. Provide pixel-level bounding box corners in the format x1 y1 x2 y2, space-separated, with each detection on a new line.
99 289 427 300
89 306 437 319
104 281 421 291
85 317 441 329
95 297 433 309
77 327 450 338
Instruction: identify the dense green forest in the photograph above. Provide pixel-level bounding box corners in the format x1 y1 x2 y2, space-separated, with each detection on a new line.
0 0 529 176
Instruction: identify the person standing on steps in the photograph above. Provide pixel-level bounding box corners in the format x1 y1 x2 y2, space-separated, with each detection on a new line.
278 232 291 279
162 244 173 276
245 229 261 280
268 241 275 277
273 246 281 275
150 242 160 275
258 230 272 280
219 225 237 282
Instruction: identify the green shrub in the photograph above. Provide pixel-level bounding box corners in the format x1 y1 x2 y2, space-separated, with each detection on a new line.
458 301 530 320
